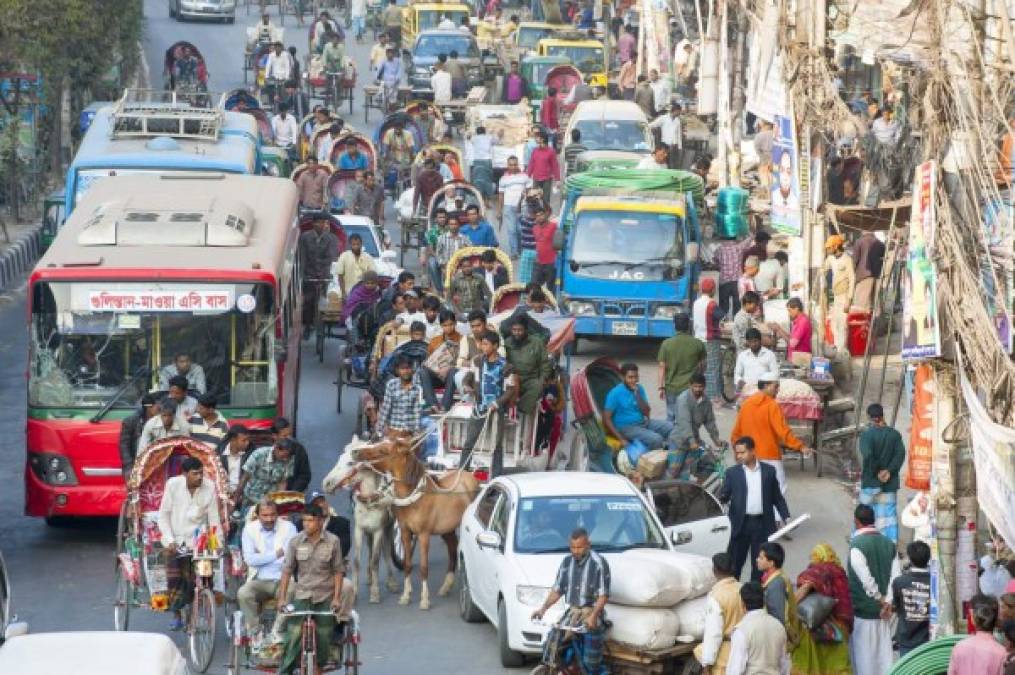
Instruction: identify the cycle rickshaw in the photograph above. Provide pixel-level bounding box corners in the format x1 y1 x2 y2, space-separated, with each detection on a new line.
113 436 236 672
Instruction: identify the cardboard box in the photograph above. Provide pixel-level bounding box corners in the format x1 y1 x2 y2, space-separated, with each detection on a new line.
637 450 669 480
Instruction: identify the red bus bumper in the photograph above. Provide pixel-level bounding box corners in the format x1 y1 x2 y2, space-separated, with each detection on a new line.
24 467 126 517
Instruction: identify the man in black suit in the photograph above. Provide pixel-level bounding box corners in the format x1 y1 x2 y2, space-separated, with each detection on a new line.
720 436 791 581
479 248 510 294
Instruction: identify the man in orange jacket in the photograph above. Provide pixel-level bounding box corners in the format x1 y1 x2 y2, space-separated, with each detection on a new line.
730 376 813 502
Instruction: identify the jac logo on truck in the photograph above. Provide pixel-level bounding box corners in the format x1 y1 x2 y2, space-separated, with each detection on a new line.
608 270 645 280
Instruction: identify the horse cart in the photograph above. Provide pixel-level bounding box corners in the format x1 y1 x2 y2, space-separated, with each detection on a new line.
114 437 237 673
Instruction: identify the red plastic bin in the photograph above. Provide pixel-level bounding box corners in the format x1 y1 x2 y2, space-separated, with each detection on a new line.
847 311 871 356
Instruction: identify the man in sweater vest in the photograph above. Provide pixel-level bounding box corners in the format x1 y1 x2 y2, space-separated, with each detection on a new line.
695 552 746 673
693 277 725 404
847 503 900 675
725 581 789 675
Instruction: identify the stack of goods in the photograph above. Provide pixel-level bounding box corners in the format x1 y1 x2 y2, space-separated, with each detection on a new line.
467 103 531 148
605 550 715 650
715 186 750 239
325 261 345 314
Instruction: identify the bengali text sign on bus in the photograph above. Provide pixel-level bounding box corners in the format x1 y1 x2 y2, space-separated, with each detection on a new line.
86 289 235 312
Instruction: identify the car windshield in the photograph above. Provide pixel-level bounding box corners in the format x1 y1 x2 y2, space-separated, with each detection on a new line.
544 45 602 74
418 10 469 31
341 224 380 257
415 34 480 58
518 27 559 49
514 495 667 553
29 281 278 409
571 209 684 281
572 119 651 152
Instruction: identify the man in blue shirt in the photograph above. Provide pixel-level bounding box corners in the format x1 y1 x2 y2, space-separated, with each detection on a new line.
602 363 677 452
461 204 499 247
336 137 369 171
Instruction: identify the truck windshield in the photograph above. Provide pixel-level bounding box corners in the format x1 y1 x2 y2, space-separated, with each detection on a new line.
571 119 651 152
518 27 559 50
29 281 278 409
514 495 667 554
571 210 684 281
415 34 479 58
544 45 602 74
418 10 469 31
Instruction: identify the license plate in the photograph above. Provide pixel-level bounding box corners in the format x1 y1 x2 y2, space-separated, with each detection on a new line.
611 321 638 336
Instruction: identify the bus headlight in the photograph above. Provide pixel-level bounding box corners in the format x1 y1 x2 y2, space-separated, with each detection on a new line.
566 300 596 316
654 305 684 320
29 452 80 486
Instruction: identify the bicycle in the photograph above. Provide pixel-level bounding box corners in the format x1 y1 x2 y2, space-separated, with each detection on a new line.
179 548 222 673
229 605 360 674
530 618 609 675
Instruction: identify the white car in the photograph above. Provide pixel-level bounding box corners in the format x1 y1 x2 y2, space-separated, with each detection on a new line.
457 472 729 667
334 215 401 279
0 632 192 674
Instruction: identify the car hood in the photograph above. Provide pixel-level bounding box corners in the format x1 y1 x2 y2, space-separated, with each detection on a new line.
412 55 481 67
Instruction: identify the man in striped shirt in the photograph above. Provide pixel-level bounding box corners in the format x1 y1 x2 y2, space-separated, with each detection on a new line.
532 528 611 672
188 394 229 447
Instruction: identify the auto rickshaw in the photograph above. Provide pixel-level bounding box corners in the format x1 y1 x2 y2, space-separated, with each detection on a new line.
520 54 570 106
537 35 607 87
400 3 471 52
41 189 66 250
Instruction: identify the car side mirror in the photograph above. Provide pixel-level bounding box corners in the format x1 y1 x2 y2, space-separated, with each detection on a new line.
273 341 288 363
476 531 502 550
671 529 692 545
569 260 579 272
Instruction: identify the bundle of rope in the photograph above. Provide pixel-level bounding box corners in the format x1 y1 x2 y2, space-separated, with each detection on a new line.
887 634 964 675
564 169 706 207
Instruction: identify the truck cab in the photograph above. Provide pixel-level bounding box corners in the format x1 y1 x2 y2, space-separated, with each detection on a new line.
557 190 700 341
537 36 607 87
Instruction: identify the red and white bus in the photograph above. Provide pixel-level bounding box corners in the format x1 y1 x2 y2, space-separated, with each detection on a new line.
26 174 303 520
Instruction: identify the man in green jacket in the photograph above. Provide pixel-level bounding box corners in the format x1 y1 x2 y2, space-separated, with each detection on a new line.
857 403 906 543
505 318 551 416
847 503 900 675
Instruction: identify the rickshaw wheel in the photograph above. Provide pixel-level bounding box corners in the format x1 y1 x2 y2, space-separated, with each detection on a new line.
113 563 131 631
335 344 346 413
720 346 738 403
223 568 240 638
228 630 245 675
341 634 359 674
315 311 326 364
189 587 217 672
115 500 129 557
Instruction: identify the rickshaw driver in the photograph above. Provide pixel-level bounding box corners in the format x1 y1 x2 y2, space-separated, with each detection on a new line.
158 456 223 632
175 45 200 89
276 504 351 675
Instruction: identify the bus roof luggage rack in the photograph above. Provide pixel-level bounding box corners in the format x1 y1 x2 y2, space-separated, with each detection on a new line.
110 89 226 141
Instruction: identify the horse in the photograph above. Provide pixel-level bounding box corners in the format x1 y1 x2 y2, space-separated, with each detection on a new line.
349 434 480 610
322 438 401 604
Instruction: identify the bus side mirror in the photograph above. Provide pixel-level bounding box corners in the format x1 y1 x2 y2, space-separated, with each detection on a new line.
569 260 579 272
273 342 288 363
685 242 700 262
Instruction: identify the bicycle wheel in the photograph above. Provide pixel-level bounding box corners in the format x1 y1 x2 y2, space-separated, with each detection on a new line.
721 346 738 403
112 562 131 631
335 344 346 413
300 621 317 675
189 587 218 673
223 572 240 638
343 636 359 674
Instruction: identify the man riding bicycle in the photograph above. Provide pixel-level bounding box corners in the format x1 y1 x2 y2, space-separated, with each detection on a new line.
531 528 611 674
276 504 354 675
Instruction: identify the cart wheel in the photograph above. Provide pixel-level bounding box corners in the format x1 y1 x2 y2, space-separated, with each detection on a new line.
335 344 346 413
188 587 217 673
229 628 245 675
115 500 129 557
113 562 131 631
223 572 239 639
721 346 738 403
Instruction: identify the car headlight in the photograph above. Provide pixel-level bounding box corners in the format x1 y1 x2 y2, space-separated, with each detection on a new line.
28 452 80 486
654 305 685 319
566 300 596 316
516 585 551 606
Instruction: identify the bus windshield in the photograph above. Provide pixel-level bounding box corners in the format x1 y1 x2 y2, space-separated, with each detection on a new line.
571 210 684 281
29 281 278 409
572 119 651 152
544 45 602 74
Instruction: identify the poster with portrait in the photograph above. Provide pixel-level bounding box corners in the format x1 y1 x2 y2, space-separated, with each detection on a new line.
770 112 802 235
981 197 1013 352
902 161 942 360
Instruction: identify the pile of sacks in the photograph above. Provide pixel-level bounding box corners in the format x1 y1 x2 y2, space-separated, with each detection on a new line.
604 549 715 650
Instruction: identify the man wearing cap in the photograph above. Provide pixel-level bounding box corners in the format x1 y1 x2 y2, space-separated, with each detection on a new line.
693 277 725 405
730 377 811 505
857 403 906 543
822 234 855 355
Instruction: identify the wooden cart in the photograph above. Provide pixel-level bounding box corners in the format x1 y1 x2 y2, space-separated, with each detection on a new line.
604 640 700 675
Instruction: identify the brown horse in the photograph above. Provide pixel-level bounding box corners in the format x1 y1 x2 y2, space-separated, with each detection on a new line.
351 435 480 610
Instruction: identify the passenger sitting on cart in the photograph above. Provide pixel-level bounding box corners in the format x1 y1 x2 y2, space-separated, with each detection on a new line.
370 321 430 390
375 356 430 439
458 330 518 477
449 259 492 318
418 295 444 339
336 137 369 171
433 214 470 294
158 456 223 631
418 309 462 410
256 14 279 47
238 498 299 647
499 290 551 343
340 270 382 347
381 270 416 308
276 504 350 675
314 12 343 52
602 363 678 453
480 249 510 293
235 439 297 513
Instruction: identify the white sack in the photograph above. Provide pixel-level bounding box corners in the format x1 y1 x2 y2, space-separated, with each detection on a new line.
610 549 716 607
672 595 710 640
606 604 681 650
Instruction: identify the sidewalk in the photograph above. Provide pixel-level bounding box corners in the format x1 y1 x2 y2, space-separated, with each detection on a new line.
0 219 43 292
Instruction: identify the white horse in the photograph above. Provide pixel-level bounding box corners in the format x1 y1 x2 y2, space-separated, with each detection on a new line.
323 437 400 603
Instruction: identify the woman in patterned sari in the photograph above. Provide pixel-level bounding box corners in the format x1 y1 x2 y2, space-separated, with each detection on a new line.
792 543 854 674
